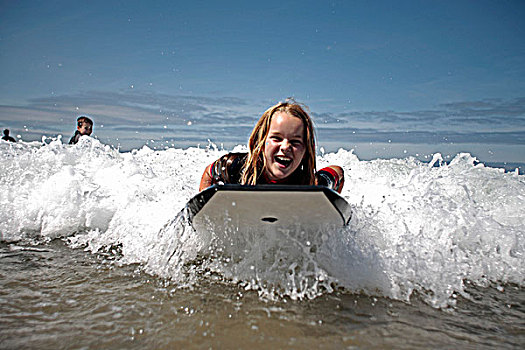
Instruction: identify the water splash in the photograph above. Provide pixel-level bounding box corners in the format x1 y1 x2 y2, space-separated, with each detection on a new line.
1 138 524 307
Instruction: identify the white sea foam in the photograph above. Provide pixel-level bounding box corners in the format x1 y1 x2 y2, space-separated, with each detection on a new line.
1 137 524 308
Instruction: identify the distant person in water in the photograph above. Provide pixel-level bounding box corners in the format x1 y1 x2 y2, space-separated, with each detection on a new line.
69 116 93 144
2 129 16 142
199 100 344 193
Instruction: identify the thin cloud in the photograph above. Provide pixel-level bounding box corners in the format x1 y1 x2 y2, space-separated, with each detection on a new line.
317 128 525 145
1 92 524 150
314 97 525 133
0 91 261 139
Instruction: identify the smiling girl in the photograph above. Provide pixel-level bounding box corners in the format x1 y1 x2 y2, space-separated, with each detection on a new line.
199 100 344 193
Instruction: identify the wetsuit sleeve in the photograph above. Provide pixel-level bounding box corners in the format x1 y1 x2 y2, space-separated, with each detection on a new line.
198 153 247 191
69 131 80 145
199 156 229 191
316 166 344 193
199 163 215 191
211 153 247 184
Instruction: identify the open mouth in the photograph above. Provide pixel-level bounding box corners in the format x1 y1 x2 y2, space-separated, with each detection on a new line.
275 155 292 167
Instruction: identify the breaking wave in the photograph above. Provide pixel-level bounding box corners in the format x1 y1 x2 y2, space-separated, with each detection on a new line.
1 136 524 308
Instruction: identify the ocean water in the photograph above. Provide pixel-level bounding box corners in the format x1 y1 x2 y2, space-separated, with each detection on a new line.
0 136 524 349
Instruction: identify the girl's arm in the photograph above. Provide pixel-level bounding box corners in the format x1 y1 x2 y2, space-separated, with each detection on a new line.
315 165 345 193
199 164 214 191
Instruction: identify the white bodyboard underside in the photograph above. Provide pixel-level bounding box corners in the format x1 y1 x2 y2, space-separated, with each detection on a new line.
190 186 350 235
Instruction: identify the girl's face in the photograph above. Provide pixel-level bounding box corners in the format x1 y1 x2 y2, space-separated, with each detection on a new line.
263 112 306 181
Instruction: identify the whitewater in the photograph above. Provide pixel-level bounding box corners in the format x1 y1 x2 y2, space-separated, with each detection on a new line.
1 136 524 348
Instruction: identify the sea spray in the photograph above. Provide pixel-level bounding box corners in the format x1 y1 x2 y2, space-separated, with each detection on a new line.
1 138 524 308
340 151 525 307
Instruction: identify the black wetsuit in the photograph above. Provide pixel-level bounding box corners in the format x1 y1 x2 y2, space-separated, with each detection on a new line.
1 135 16 142
69 131 82 145
209 153 249 185
209 152 344 192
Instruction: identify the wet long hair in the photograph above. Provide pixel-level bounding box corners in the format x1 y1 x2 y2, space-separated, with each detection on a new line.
241 100 316 185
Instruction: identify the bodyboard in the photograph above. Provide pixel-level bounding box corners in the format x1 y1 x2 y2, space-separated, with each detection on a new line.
186 184 351 236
